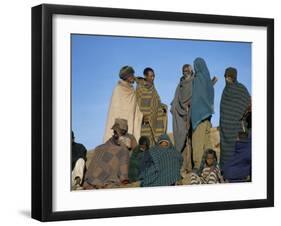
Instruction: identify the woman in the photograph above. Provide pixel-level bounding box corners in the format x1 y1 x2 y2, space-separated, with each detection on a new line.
191 57 214 170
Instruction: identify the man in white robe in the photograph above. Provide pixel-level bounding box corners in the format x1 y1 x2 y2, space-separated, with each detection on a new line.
103 66 143 142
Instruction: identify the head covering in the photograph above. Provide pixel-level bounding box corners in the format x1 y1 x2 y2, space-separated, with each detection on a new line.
139 136 150 148
224 67 237 82
191 57 214 130
219 67 250 168
156 134 173 148
111 118 128 134
119 66 135 80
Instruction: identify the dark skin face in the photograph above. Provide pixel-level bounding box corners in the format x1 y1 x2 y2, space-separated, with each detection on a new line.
144 70 155 84
206 153 215 167
139 144 148 151
159 140 169 148
113 130 120 141
225 75 234 84
125 74 135 84
182 65 193 78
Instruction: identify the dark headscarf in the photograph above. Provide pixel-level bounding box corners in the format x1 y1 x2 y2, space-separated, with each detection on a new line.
119 66 135 80
224 67 237 82
191 58 214 130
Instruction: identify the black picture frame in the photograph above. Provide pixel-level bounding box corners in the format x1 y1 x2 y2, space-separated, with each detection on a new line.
31 3 274 222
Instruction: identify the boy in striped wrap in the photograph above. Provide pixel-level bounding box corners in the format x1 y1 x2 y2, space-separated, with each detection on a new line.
190 149 222 184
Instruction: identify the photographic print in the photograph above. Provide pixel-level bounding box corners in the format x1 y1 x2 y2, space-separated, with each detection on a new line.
71 35 252 190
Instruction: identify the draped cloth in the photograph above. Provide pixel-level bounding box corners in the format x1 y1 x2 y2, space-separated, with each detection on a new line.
222 136 251 181
139 134 183 187
135 78 167 145
191 58 214 130
128 146 145 182
219 79 250 168
84 138 129 187
170 75 193 152
72 142 87 171
103 80 143 142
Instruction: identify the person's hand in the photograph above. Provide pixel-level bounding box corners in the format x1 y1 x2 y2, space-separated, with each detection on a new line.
143 115 149 123
211 76 218 85
74 177 81 185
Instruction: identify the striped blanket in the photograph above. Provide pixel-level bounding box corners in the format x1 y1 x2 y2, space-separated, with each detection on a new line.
139 134 183 187
136 78 167 145
220 81 250 168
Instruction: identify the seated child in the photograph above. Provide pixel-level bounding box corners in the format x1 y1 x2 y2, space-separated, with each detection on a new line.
191 149 222 184
128 136 151 183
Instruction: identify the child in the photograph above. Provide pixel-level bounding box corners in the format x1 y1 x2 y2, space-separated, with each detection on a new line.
128 136 150 183
191 149 222 184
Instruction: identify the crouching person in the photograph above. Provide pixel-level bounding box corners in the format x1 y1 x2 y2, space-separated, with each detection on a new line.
83 119 131 189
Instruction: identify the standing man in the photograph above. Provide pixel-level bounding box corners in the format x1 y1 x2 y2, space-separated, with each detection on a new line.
135 67 167 145
191 57 215 170
219 67 251 169
104 66 143 142
170 64 194 177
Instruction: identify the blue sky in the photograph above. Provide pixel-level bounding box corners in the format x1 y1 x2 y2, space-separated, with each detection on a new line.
72 34 252 150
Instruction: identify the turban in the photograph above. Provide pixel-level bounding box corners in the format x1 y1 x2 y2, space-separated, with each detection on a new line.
119 66 135 80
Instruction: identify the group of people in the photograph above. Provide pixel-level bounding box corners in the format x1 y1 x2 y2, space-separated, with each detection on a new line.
71 57 252 190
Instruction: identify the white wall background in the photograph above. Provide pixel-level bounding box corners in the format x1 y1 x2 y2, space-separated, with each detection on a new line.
0 0 279 225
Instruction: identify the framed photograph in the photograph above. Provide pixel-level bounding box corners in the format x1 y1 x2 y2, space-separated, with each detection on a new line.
32 4 274 221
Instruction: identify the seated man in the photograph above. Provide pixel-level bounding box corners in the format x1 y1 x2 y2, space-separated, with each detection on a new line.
113 118 137 154
139 134 183 187
71 131 87 190
83 119 135 189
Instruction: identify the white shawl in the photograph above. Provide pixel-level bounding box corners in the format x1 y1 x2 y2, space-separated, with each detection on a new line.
103 80 143 142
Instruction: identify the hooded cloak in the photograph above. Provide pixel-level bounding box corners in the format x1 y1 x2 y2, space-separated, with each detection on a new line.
139 134 182 187
191 58 214 130
219 67 250 168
